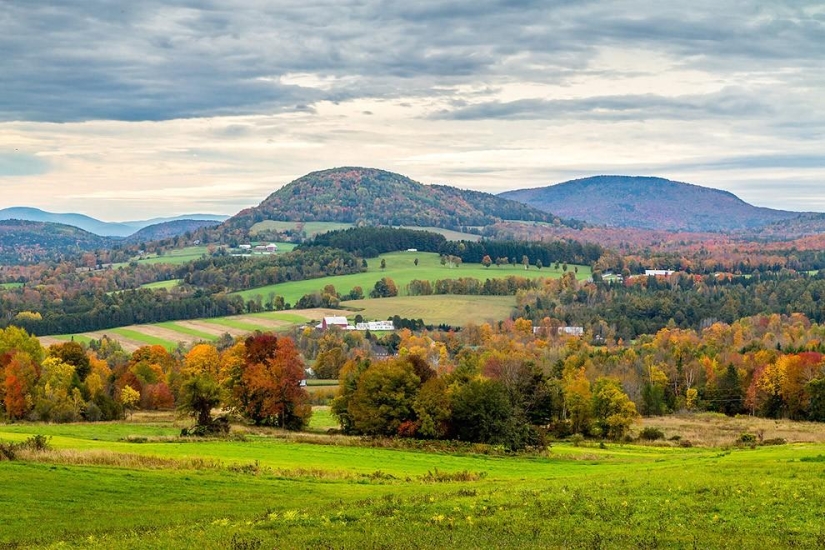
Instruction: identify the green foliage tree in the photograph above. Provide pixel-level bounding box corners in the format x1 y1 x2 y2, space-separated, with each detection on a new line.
347 358 420 436
370 277 398 298
591 378 638 440
413 377 451 438
178 375 223 427
451 378 514 446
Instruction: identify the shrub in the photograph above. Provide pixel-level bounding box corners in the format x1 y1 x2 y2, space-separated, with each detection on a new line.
738 433 757 445
760 437 787 446
639 427 666 441
0 434 51 461
678 439 693 448
570 434 585 447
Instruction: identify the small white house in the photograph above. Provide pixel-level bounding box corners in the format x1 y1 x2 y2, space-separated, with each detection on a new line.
645 269 675 277
558 326 585 337
355 320 396 331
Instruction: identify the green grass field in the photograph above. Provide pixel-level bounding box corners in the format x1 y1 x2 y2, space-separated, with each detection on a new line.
153 321 220 342
398 226 482 241
109 328 179 350
249 221 354 236
345 295 517 326
235 251 589 307
140 279 183 290
0 282 24 289
2 416 825 548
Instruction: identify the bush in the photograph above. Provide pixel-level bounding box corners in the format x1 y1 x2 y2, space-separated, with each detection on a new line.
760 437 787 446
639 427 665 441
0 434 51 460
570 434 585 447
738 433 757 445
678 439 693 448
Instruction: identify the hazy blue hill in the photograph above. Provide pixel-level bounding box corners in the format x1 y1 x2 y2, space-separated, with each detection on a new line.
0 207 228 237
500 175 801 232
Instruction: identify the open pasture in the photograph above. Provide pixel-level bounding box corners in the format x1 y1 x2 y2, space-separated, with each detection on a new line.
249 220 353 236
2 415 825 548
234 251 589 308
345 295 517 327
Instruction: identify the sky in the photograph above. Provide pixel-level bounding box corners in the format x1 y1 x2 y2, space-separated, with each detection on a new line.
1 1 823 221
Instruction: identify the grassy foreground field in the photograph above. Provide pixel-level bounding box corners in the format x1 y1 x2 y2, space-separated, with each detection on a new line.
235 251 590 307
2 415 825 548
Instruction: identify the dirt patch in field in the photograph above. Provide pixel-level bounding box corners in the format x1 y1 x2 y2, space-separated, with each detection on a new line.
173 321 237 337
231 316 288 330
128 325 200 346
37 336 63 347
184 320 252 338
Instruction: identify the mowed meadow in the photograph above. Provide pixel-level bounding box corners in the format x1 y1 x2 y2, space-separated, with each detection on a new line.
233 251 591 307
2 414 825 549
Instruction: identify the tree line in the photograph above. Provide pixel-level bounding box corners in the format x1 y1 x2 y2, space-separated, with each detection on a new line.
305 227 447 258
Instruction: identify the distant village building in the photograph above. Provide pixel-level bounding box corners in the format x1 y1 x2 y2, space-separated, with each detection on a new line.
355 320 396 331
557 326 585 337
317 316 354 330
645 269 675 277
238 244 252 250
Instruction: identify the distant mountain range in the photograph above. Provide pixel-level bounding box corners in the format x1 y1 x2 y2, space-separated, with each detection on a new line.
500 175 803 232
0 207 228 237
222 167 566 235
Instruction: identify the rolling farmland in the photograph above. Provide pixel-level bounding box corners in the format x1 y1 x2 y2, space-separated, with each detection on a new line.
234 251 589 307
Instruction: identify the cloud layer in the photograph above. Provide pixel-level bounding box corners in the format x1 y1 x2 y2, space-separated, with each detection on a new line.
0 1 822 218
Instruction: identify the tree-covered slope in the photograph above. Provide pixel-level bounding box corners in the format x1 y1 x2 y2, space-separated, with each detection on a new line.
0 220 112 264
500 175 800 232
124 219 221 244
224 167 560 232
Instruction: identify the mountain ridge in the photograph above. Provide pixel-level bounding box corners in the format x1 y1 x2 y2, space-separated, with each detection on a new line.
500 175 803 232
221 167 569 235
0 207 228 237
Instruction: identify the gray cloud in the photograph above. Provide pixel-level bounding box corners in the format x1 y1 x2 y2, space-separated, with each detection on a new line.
1 1 822 122
429 88 774 121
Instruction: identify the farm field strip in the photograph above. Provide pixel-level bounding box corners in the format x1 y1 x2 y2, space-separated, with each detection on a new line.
228 315 290 331
154 321 220 341
109 328 178 350
343 295 517 327
37 308 343 350
200 318 275 332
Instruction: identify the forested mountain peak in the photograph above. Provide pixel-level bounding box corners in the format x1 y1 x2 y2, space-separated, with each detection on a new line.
500 175 801 232
224 167 562 232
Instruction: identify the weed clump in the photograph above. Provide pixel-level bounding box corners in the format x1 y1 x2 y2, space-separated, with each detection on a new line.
639 427 665 441
0 435 51 461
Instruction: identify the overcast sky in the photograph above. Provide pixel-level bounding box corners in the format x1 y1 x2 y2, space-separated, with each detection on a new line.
1 1 823 220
